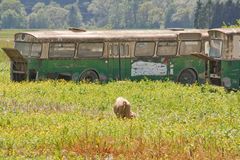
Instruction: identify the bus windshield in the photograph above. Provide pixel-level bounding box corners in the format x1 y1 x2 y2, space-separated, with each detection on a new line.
15 42 42 57
209 39 222 58
15 42 31 57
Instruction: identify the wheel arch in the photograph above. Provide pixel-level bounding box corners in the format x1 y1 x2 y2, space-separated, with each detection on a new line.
79 68 100 80
177 68 198 82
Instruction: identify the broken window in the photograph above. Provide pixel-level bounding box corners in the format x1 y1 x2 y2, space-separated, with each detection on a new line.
157 41 177 56
31 43 42 57
109 43 129 57
78 42 103 58
15 42 31 57
49 43 75 58
15 42 42 58
180 41 201 55
209 39 222 58
135 42 155 57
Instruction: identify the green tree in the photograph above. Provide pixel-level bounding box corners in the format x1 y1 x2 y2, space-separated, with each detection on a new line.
45 5 69 28
223 19 240 28
108 0 123 28
28 2 68 29
126 0 142 28
211 0 238 28
28 2 48 28
66 4 83 28
31 2 45 12
28 10 49 28
211 1 223 28
164 4 176 28
1 9 20 28
88 0 112 27
222 0 235 25
205 0 213 28
194 0 204 28
0 0 27 28
137 1 163 28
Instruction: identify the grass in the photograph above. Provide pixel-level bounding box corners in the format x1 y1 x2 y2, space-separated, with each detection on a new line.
1 80 240 159
0 30 240 159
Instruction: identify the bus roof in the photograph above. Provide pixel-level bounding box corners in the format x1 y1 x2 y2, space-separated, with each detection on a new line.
209 28 240 35
15 29 209 42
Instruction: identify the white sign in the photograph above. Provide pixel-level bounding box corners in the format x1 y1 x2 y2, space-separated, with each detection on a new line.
131 61 167 76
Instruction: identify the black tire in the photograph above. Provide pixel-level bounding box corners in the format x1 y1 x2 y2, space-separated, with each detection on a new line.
178 69 197 85
80 70 99 82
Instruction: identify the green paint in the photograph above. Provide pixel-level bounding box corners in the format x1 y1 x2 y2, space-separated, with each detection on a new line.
26 55 206 84
221 60 240 89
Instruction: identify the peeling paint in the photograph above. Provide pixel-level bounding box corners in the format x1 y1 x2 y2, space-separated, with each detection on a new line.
131 61 167 76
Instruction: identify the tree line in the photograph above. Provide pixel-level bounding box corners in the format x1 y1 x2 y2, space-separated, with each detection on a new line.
194 0 240 29
0 0 239 29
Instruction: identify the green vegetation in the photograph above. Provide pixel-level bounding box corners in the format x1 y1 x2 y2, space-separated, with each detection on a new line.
0 0 238 29
194 0 240 28
1 79 240 159
0 29 21 63
0 30 240 159
223 19 240 28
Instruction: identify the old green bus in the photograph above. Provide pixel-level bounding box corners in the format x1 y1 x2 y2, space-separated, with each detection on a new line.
2 29 209 84
208 28 240 89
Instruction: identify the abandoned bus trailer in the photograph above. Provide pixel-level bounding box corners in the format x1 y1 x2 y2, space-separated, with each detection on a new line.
208 28 240 89
2 29 209 84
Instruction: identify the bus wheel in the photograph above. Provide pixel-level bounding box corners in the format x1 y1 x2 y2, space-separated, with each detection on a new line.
178 69 197 85
80 70 99 82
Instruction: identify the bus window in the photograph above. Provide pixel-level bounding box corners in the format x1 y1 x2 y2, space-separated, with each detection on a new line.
120 44 129 57
78 42 103 58
135 42 155 57
31 43 42 57
15 42 42 57
180 41 201 55
209 39 222 58
109 43 129 57
15 42 31 57
157 41 177 56
49 43 75 58
112 44 118 57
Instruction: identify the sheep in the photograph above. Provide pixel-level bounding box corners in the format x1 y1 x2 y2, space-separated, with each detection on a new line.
113 97 136 119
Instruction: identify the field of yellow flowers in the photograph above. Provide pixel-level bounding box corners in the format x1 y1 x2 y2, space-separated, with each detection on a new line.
0 30 240 159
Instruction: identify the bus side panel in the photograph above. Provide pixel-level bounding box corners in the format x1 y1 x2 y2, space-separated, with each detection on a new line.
221 60 240 89
108 57 120 80
28 59 109 81
121 57 131 80
170 55 206 83
75 59 109 81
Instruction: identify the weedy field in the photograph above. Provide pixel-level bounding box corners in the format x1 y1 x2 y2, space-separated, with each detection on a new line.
0 30 240 160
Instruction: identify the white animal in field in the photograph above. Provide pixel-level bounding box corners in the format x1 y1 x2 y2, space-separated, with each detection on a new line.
113 97 136 119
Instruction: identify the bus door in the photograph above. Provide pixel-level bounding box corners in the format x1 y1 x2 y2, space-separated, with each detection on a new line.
2 48 27 81
108 42 131 80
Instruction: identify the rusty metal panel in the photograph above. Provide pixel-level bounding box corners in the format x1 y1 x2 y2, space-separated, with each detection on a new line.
178 33 202 40
232 35 240 59
13 29 209 46
2 48 26 62
40 43 49 59
15 33 39 42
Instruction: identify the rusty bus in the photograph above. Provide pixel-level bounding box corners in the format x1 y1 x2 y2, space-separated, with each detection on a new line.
2 28 209 84
208 28 240 89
